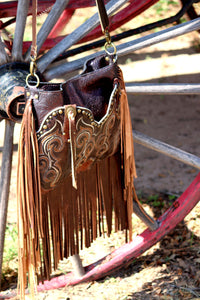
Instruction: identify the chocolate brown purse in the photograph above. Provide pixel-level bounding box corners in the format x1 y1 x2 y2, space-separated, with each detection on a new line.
17 0 137 296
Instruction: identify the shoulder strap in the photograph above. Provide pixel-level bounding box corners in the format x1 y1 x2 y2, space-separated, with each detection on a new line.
95 0 109 33
31 0 37 60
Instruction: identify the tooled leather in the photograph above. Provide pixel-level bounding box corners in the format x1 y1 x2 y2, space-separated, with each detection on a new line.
37 84 120 191
75 97 120 170
37 113 71 191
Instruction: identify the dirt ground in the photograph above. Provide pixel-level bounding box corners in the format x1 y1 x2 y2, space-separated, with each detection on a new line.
1 8 200 300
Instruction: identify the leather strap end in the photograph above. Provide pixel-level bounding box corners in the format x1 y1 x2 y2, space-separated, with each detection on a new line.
95 0 109 33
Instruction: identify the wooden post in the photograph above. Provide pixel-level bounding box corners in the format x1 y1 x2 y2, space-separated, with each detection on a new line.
0 120 15 286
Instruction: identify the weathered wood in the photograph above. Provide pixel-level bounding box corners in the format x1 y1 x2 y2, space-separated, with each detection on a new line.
117 17 200 56
38 0 129 73
24 0 69 61
133 130 200 169
0 120 15 286
44 17 200 80
0 37 9 65
126 83 200 95
70 254 85 277
0 144 18 153
12 0 30 61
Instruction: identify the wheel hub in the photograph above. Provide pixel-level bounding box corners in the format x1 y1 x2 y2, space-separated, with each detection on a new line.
0 62 29 122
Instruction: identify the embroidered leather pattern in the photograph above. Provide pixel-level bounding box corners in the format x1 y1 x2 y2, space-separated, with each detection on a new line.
37 84 120 190
38 119 66 190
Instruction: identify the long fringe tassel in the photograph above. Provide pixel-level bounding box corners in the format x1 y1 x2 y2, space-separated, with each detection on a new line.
120 89 137 241
17 98 43 299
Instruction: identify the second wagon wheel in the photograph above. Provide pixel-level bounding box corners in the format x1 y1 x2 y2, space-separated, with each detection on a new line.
0 0 200 298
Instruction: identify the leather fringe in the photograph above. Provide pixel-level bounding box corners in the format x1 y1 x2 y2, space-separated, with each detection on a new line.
17 90 136 298
120 89 137 240
38 153 131 281
17 98 43 299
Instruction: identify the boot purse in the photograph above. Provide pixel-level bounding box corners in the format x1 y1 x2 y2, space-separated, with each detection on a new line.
17 0 137 296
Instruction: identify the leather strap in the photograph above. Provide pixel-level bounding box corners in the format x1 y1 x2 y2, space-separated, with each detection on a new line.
31 0 37 59
95 0 109 33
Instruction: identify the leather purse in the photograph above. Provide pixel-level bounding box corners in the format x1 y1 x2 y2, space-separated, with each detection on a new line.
17 0 137 297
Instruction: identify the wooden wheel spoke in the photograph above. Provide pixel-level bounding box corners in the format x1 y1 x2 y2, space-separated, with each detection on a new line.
24 0 69 61
37 0 129 73
44 17 200 80
12 0 30 61
0 120 15 286
133 130 200 169
0 37 9 65
126 83 200 95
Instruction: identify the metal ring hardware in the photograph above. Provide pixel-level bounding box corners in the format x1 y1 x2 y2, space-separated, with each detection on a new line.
104 41 117 56
104 29 117 60
26 73 40 88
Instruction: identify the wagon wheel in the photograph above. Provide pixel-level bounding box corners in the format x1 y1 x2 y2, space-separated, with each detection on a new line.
0 0 200 297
